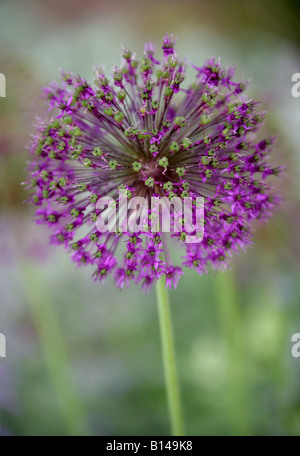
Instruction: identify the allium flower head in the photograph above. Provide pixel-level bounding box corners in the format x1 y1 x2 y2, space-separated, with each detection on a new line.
27 35 281 290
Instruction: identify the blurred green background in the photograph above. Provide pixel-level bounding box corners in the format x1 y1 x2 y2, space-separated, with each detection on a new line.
0 0 300 436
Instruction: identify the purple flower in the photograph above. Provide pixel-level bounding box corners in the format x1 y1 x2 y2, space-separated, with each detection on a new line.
26 35 281 290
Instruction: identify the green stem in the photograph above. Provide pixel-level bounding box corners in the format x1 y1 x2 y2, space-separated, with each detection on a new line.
156 275 185 436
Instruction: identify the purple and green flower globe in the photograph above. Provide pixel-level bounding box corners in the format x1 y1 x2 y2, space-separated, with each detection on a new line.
27 35 280 290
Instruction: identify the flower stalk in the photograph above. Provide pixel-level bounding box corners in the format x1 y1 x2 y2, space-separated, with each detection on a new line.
156 275 185 436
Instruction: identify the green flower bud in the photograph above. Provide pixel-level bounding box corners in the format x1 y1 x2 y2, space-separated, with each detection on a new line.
149 144 158 155
122 49 132 60
108 160 118 170
165 87 173 97
180 232 186 241
59 196 68 204
174 72 184 85
114 111 124 123
104 107 114 116
72 127 82 136
89 194 98 203
58 178 67 186
58 128 67 137
105 92 114 102
162 120 171 128
117 90 126 100
168 55 178 68
49 181 57 190
176 167 186 177
224 181 233 190
71 208 79 218
96 90 105 99
113 69 123 82
170 141 179 152
182 138 192 149
159 157 169 167
145 177 154 187
93 147 103 157
40 170 49 179
200 114 210 125
47 214 56 223
201 156 210 165
163 181 173 191
90 212 98 222
140 57 151 72
35 145 43 156
98 76 109 87
75 145 83 155
202 93 210 103
174 117 186 128
140 91 149 100
181 191 190 198
45 136 54 146
51 119 60 130
132 161 142 172
63 115 73 124
83 158 93 168
57 141 66 151
78 183 87 191
138 129 147 140
94 249 102 258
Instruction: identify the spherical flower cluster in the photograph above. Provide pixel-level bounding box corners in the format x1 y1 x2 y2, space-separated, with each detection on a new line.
26 35 280 290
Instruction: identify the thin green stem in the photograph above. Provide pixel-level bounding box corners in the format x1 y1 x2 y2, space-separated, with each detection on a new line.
156 275 185 436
